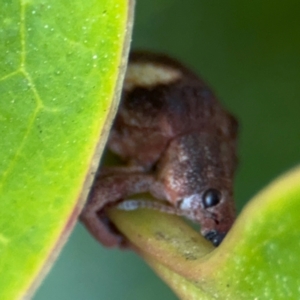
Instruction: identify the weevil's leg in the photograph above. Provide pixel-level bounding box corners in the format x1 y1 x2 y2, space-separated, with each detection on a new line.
80 174 158 248
97 164 146 178
117 199 184 215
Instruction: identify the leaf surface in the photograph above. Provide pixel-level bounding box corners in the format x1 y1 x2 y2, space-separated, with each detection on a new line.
109 166 300 299
0 0 133 298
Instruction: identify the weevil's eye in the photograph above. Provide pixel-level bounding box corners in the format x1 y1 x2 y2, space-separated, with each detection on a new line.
202 189 221 208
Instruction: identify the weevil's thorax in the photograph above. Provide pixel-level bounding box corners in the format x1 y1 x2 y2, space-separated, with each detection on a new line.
156 131 236 235
157 132 235 200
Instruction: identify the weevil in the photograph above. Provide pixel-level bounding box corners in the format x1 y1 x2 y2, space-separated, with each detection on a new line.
81 51 238 247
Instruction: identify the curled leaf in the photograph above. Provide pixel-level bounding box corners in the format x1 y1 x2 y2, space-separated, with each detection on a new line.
109 165 300 299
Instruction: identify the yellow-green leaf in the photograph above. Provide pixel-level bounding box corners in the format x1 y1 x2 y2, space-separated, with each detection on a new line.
0 0 133 299
109 166 300 299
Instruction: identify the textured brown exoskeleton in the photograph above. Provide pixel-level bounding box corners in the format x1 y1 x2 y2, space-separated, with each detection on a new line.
81 51 238 247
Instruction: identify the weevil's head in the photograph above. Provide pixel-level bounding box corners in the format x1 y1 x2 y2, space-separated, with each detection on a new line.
157 132 237 246
176 186 235 246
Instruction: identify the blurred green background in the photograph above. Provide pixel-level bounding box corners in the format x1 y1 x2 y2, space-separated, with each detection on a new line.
34 1 300 299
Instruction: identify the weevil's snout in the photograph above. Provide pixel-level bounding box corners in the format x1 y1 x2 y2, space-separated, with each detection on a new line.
200 198 235 247
175 191 235 247
200 187 235 246
204 230 226 247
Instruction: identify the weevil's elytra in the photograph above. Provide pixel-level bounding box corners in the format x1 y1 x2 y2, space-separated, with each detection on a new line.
124 62 182 92
81 51 238 247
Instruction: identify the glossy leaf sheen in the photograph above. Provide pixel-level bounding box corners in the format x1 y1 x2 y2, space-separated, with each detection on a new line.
0 0 131 299
109 166 300 299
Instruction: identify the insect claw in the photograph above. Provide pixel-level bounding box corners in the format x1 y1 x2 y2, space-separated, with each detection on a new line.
204 230 226 246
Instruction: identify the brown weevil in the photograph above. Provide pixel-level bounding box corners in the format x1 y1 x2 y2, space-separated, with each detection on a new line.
81 51 238 247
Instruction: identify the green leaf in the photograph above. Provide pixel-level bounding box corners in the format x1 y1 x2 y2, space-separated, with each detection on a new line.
0 0 133 299
109 166 300 299
204 166 300 299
